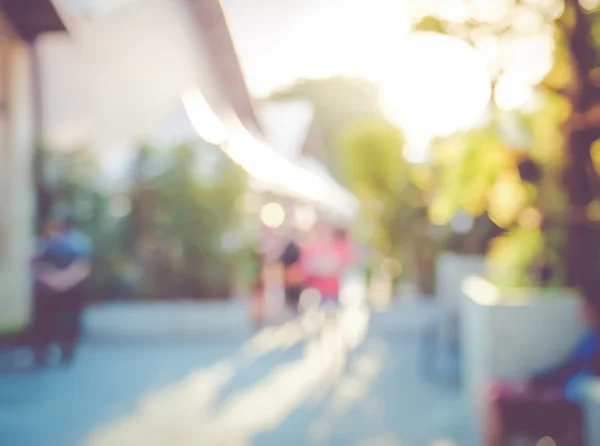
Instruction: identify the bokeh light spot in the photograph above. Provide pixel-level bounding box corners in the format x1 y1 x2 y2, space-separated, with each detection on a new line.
519 207 542 229
260 202 286 228
381 258 403 279
109 196 132 218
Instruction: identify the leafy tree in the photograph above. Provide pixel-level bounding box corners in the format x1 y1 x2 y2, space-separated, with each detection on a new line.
126 143 248 299
336 118 439 291
414 0 600 289
41 141 249 301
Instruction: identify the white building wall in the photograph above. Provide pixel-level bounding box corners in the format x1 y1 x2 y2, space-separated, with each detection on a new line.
37 0 228 153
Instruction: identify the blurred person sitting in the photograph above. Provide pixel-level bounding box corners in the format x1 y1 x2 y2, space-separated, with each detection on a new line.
486 280 600 446
31 214 93 365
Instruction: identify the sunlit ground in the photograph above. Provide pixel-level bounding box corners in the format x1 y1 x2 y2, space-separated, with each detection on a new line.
0 275 471 446
84 276 373 446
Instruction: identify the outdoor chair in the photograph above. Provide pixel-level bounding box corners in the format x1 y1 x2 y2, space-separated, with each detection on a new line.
485 382 585 446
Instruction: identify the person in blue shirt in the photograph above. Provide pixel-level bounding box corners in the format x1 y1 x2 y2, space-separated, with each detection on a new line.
31 215 93 365
531 296 600 400
486 284 600 445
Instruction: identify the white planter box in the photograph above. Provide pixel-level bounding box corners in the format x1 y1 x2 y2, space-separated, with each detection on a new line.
461 277 584 438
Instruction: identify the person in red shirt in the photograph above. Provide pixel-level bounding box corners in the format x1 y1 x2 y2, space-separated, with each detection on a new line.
302 224 353 303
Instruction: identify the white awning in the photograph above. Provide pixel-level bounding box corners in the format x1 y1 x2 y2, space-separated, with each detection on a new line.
182 89 359 222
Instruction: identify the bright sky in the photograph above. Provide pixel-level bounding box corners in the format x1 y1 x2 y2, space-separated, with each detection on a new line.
63 0 555 164
221 0 555 162
220 0 413 97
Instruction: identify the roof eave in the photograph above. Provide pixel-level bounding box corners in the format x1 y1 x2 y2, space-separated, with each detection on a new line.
1 0 67 42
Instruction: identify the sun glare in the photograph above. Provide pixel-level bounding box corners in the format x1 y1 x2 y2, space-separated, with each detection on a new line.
378 32 492 142
222 0 557 163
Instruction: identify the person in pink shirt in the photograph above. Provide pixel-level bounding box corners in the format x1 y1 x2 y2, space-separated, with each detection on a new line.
302 224 353 303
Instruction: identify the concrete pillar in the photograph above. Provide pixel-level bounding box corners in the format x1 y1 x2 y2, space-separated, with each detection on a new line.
0 37 35 333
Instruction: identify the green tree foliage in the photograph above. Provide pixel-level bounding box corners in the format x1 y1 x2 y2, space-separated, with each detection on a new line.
336 119 437 289
429 127 514 226
412 0 600 288
337 119 405 251
42 142 248 301
430 115 571 287
125 143 247 299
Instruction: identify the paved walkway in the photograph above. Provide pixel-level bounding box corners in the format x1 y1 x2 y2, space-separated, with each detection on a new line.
0 285 474 446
